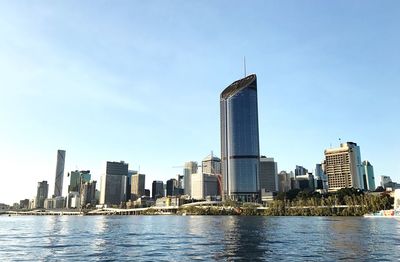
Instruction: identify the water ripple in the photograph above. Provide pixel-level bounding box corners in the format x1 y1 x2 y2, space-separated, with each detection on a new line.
0 215 399 261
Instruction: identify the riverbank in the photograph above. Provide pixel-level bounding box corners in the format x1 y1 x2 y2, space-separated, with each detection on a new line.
2 205 388 217
3 188 394 217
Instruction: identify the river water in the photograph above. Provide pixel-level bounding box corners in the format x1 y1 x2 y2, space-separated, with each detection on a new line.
0 215 399 261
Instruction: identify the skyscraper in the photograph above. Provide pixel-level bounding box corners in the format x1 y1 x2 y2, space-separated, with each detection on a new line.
183 161 198 196
54 150 66 197
362 160 376 191
68 170 91 193
202 153 221 175
295 165 308 177
259 156 278 192
324 142 364 191
127 170 138 201
99 161 128 206
191 172 219 200
202 153 222 197
152 180 164 199
315 163 328 191
106 161 128 176
166 178 178 196
220 74 260 202
177 174 184 190
35 181 49 208
131 173 145 199
99 174 127 206
80 180 97 207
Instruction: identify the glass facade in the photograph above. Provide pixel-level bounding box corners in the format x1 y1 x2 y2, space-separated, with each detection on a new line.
68 170 91 193
362 160 376 191
220 74 260 202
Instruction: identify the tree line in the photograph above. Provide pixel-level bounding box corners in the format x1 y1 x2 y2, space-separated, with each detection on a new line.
177 188 394 216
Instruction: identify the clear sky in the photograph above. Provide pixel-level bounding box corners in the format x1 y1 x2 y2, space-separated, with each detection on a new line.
1 1 399 205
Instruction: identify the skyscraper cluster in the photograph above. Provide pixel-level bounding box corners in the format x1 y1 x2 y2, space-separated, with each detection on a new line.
10 73 397 210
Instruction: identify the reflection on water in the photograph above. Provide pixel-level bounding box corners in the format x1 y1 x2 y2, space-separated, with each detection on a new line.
219 216 270 260
92 216 108 252
0 216 399 261
328 218 364 259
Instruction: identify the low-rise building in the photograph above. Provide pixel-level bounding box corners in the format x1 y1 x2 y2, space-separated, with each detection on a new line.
155 196 183 207
44 196 65 209
0 203 10 210
261 189 277 205
132 197 154 208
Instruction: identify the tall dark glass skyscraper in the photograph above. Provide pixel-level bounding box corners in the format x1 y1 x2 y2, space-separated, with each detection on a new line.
220 74 260 202
54 150 66 197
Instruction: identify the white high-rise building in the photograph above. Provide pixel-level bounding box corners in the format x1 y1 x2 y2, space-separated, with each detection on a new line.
191 170 218 200
183 161 198 196
324 142 364 192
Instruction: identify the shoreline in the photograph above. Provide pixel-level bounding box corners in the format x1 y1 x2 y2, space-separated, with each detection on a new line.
1 211 381 217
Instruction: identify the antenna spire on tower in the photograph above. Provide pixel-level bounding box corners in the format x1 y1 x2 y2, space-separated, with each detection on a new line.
243 56 247 77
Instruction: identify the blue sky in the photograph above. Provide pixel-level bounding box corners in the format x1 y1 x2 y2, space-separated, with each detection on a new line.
0 1 399 204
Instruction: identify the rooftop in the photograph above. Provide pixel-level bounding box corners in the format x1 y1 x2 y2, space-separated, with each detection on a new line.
221 74 257 100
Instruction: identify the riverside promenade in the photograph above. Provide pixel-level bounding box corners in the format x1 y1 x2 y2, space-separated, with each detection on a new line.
2 200 359 216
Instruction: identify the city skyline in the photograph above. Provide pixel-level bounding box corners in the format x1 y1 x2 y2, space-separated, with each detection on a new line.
1 1 400 204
